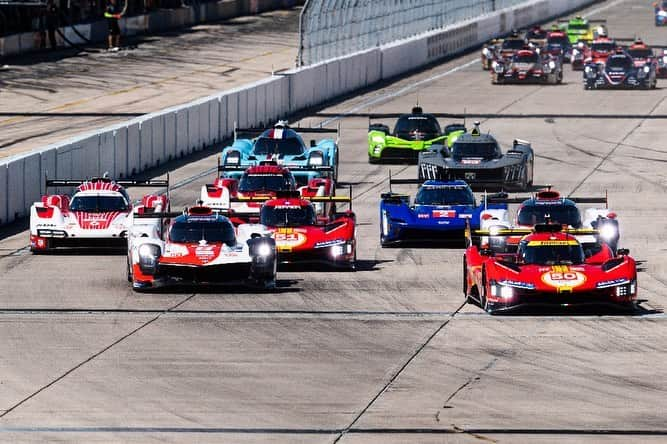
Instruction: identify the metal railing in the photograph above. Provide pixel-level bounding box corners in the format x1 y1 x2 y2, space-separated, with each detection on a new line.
298 0 533 66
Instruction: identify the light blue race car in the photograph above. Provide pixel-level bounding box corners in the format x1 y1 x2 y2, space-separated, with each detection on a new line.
220 122 339 185
379 178 508 247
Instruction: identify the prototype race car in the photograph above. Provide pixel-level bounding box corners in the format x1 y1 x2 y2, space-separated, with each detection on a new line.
29 176 169 252
570 41 588 70
654 1 667 26
657 49 667 78
481 35 527 70
627 39 657 70
491 47 563 84
586 37 618 66
379 178 508 246
220 121 339 185
200 162 335 223
558 16 604 43
543 30 573 63
128 205 277 291
241 192 356 269
463 224 637 313
525 25 548 46
485 188 620 254
367 106 466 163
584 49 657 89
417 122 534 191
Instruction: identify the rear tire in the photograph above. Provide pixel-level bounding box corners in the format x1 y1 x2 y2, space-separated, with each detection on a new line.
127 258 133 282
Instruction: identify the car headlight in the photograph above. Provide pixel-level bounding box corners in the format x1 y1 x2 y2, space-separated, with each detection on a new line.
599 223 618 242
482 47 491 57
308 151 324 166
615 280 636 297
644 65 651 73
225 151 241 165
663 56 667 64
138 243 161 275
382 210 389 235
493 63 504 73
373 144 382 154
257 243 272 257
490 282 514 299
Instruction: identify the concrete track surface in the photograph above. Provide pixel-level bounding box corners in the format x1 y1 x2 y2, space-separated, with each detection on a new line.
1 1 667 442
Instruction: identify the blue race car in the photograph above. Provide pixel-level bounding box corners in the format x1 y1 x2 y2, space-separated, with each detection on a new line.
220 121 339 185
655 1 667 26
584 50 657 90
379 178 508 246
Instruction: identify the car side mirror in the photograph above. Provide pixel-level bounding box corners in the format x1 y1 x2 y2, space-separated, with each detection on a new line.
617 248 630 256
310 140 316 148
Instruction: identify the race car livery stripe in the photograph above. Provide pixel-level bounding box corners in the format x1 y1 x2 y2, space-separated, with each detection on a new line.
527 240 579 246
74 211 122 229
272 128 284 139
77 181 122 192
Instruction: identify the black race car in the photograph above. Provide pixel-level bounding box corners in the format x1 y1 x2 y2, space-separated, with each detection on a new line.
417 122 534 191
584 50 657 90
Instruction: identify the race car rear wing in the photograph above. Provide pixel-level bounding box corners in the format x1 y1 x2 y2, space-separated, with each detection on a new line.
486 193 608 207
216 159 334 174
233 122 340 143
230 187 354 211
464 221 600 246
45 175 169 188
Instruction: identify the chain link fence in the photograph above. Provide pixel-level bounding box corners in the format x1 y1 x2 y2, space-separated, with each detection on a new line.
298 0 536 66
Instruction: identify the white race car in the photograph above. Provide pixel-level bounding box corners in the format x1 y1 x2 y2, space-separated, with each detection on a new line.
29 176 169 252
127 205 277 291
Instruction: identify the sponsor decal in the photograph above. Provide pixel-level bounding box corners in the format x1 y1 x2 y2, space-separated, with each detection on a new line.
499 280 535 290
596 278 630 289
541 266 587 289
433 210 456 218
528 240 579 246
314 239 345 248
462 159 482 165
275 229 307 248
417 213 430 219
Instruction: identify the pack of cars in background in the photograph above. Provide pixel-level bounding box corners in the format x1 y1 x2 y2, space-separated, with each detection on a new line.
367 106 466 163
490 46 563 84
219 122 339 185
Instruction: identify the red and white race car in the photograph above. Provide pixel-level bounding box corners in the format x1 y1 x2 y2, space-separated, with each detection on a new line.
128 205 277 291
200 162 335 224
242 192 356 269
29 176 168 252
464 224 637 313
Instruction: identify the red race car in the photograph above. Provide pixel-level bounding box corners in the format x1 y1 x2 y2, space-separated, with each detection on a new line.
245 192 356 269
585 37 618 66
627 39 658 71
200 162 335 224
463 224 637 314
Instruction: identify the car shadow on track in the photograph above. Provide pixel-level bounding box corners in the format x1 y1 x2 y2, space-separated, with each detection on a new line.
145 279 302 295
467 299 662 317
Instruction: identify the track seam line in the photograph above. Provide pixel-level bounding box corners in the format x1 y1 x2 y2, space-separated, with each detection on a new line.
0 292 197 419
332 301 466 443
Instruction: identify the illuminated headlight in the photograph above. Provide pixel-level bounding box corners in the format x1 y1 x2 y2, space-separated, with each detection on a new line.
493 62 504 73
138 243 160 274
644 65 651 73
488 225 503 236
225 151 241 165
663 56 667 64
490 283 513 299
382 210 389 235
373 145 382 154
638 67 647 78
599 223 617 242
308 151 324 166
332 244 345 257
482 47 491 57
257 243 272 257
615 280 636 297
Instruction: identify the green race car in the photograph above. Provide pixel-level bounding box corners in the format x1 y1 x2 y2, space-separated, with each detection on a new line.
368 107 466 163
558 16 604 44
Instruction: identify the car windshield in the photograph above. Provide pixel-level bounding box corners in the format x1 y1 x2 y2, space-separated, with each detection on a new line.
568 23 589 31
628 48 653 58
260 205 316 227
502 39 525 50
520 242 585 265
452 141 500 160
394 116 441 135
527 29 546 39
547 36 569 46
253 137 304 156
169 220 236 245
415 186 475 206
239 174 293 192
591 42 615 52
513 53 538 63
517 205 582 227
606 56 632 70
69 195 128 212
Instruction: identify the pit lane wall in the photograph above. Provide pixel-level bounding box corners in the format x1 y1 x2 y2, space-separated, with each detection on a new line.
0 0 597 226
0 0 302 58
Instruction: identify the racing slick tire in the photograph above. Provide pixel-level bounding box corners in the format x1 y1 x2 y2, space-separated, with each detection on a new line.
127 257 133 282
463 257 473 304
480 267 496 314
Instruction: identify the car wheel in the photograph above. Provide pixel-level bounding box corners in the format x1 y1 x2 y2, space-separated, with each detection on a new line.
519 167 529 191
127 257 133 282
480 267 491 312
463 257 472 303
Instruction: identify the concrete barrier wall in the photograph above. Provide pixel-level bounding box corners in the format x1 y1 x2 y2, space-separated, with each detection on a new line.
0 0 597 226
0 0 305 58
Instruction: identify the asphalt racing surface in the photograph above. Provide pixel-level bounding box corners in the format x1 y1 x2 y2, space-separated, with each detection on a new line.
1 0 667 442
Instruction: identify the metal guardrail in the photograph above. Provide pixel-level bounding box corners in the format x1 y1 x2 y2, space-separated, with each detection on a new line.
298 0 535 66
